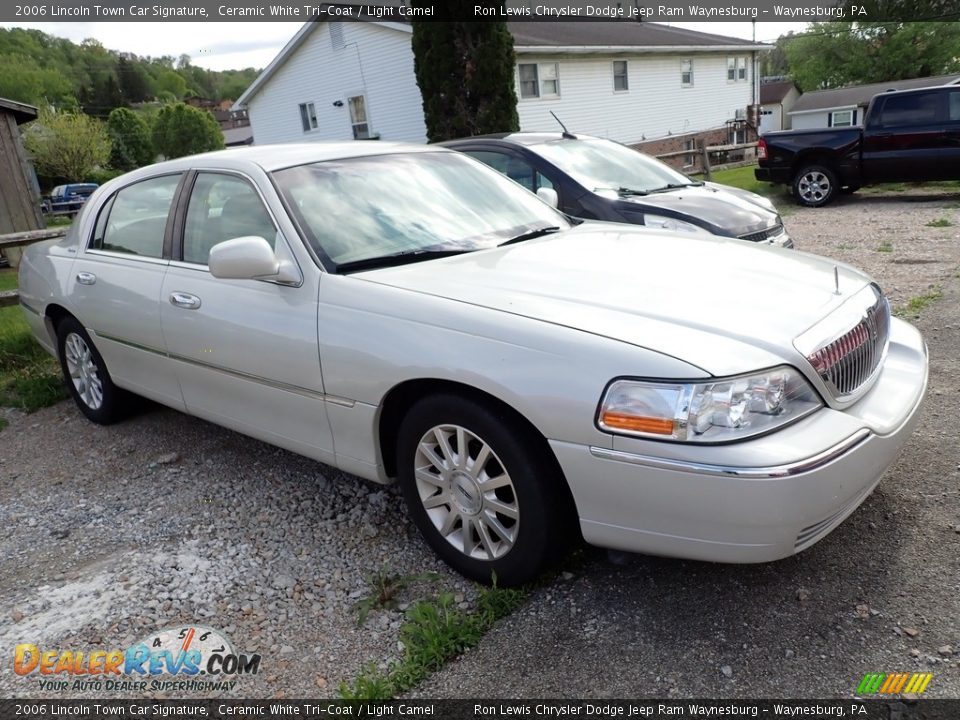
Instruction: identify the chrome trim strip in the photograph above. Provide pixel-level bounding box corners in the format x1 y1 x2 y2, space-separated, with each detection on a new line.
84 249 170 266
589 429 871 479
95 332 353 407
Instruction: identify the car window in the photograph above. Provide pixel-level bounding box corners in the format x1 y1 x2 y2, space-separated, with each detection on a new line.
272 151 570 266
90 174 181 258
876 92 940 128
530 137 693 194
466 151 555 193
183 173 277 265
949 91 960 123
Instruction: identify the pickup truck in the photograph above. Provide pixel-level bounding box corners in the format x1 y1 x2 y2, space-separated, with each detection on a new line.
756 84 960 207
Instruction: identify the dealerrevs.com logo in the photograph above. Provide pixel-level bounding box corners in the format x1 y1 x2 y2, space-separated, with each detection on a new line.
14 625 261 693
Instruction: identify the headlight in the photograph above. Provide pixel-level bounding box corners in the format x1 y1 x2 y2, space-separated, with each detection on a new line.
597 366 822 443
642 214 712 236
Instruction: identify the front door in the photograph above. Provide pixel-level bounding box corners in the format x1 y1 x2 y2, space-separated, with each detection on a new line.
862 90 947 182
158 170 334 464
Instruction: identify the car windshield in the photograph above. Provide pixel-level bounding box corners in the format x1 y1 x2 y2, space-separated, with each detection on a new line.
272 151 570 268
531 137 697 195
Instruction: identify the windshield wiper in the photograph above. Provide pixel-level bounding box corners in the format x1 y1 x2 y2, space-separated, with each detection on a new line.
336 248 471 273
647 181 704 193
499 225 562 247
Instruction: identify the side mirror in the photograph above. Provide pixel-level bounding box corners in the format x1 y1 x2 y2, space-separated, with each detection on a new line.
209 236 301 285
537 187 559 208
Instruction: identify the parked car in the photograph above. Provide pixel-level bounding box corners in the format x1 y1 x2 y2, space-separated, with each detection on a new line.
756 84 960 207
42 183 99 215
19 144 926 585
442 132 792 248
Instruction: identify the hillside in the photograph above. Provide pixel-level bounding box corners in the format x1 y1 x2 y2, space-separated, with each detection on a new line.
0 27 259 114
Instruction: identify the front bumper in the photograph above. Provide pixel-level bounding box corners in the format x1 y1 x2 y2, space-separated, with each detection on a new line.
552 317 927 562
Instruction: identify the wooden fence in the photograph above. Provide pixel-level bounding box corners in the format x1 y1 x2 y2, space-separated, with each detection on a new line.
0 227 68 308
655 140 758 179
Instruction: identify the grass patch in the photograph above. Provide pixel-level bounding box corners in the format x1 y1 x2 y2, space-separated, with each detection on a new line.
896 289 943 318
926 217 954 228
0 270 66 420
339 582 529 700
44 215 74 227
876 241 894 253
354 567 439 627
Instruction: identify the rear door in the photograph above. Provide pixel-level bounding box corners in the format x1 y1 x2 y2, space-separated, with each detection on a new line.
861 90 946 182
69 172 185 409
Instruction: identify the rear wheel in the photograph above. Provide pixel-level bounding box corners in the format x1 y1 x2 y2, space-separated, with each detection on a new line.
793 165 838 207
396 394 571 586
56 317 129 424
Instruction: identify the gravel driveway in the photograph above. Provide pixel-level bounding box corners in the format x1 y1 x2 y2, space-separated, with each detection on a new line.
1 189 958 699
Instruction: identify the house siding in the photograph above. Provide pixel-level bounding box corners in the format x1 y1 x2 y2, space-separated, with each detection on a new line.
789 106 860 130
246 23 426 145
514 53 755 144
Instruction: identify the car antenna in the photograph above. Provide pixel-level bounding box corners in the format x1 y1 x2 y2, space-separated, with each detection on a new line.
550 111 577 140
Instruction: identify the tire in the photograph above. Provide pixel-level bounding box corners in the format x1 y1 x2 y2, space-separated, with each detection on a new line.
56 317 129 425
396 394 571 586
792 165 839 207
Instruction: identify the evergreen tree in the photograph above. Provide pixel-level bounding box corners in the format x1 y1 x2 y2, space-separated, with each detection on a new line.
410 4 519 142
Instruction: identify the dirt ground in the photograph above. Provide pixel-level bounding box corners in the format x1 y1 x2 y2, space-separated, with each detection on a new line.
1 188 958 699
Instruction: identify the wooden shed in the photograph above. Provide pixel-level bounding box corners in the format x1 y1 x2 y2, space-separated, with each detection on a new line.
0 97 44 239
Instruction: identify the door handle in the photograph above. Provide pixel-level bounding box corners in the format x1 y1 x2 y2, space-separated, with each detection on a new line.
76 272 96 285
169 292 201 310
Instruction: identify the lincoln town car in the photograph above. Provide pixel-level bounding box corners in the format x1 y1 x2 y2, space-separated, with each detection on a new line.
19 144 928 585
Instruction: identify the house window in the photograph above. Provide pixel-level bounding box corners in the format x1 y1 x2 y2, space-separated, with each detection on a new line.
299 102 317 132
613 60 629 92
681 59 693 87
730 125 747 145
348 95 370 139
829 109 855 127
728 57 748 82
518 62 560 99
684 139 695 168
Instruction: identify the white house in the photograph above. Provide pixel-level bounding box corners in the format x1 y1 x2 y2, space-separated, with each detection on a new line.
788 74 960 130
234 17 768 156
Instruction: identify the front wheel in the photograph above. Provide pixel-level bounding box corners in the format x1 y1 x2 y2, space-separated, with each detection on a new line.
792 165 838 207
56 317 129 424
396 395 571 586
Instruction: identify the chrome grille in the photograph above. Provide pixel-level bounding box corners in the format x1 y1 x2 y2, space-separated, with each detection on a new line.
739 223 783 243
806 292 890 399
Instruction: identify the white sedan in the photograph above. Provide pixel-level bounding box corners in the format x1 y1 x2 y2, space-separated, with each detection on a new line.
19 143 927 585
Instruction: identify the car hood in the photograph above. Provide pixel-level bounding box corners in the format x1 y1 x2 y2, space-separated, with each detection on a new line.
616 183 779 237
357 224 872 377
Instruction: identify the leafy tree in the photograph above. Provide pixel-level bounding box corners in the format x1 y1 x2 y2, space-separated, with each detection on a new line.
0 53 75 106
23 109 111 181
152 103 223 159
783 21 960 91
154 69 188 99
106 107 154 170
117 55 153 104
410 4 519 142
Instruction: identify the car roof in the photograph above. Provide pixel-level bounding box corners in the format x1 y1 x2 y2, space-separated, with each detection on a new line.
441 132 596 148
129 142 446 178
